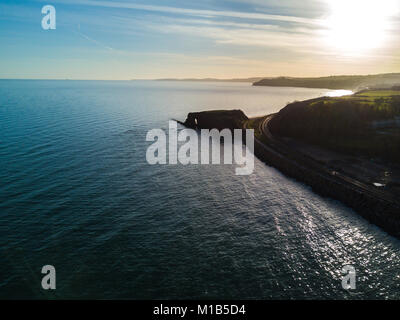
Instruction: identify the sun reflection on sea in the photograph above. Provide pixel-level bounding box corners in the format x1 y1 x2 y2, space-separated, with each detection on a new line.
326 90 353 97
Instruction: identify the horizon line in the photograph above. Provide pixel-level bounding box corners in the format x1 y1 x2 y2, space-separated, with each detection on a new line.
1 72 400 82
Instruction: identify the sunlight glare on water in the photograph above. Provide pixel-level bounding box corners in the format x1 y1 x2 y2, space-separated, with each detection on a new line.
325 90 353 97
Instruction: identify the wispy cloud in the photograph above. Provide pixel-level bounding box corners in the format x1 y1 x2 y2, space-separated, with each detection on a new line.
53 0 324 26
108 13 322 53
150 23 319 49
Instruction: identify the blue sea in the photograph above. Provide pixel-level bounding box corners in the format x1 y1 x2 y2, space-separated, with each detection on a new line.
1 80 399 299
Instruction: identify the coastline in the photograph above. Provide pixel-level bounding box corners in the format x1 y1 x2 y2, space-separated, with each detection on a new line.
181 109 400 239
245 115 400 239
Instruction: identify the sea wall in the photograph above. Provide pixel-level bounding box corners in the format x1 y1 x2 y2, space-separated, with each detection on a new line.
252 137 400 239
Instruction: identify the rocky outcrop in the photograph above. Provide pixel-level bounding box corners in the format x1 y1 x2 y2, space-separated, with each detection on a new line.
182 110 248 130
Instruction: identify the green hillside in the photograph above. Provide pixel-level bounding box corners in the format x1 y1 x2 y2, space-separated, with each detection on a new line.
253 73 400 90
269 89 400 161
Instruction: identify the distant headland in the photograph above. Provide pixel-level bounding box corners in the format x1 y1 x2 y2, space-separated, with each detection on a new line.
253 73 400 90
153 77 265 83
152 73 400 91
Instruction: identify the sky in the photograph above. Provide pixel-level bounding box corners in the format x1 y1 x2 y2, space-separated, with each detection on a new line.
1 0 400 79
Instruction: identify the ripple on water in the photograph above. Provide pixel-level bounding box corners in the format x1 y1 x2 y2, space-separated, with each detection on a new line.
0 80 399 299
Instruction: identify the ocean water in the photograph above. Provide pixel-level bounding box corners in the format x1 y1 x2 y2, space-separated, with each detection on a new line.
0 80 399 299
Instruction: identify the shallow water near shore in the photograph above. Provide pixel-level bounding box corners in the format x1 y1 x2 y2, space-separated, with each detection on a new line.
1 80 399 299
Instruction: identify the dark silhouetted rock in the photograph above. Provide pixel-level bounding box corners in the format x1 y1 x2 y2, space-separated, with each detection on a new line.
182 110 248 131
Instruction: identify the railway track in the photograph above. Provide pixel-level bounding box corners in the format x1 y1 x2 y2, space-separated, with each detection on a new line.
256 115 397 206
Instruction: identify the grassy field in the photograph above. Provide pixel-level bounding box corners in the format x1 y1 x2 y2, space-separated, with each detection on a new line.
356 90 400 97
308 90 400 105
305 90 400 116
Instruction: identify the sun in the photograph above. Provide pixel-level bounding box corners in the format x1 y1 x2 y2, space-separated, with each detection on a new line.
324 0 398 54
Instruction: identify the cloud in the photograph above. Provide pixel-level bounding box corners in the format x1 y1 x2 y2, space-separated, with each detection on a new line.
151 23 319 49
52 0 324 26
